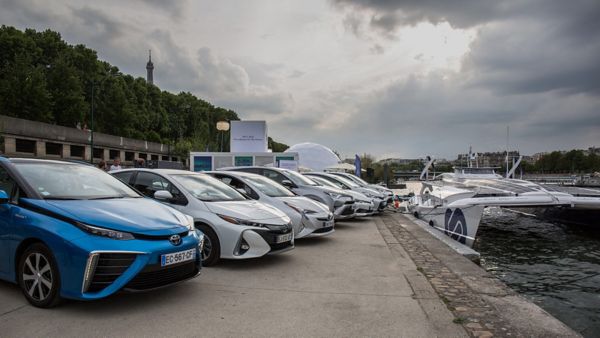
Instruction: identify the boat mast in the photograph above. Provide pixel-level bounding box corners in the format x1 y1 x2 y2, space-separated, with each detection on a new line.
506 126 509 178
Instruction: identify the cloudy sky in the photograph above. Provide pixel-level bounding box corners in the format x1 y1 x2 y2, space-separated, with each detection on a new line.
2 0 599 160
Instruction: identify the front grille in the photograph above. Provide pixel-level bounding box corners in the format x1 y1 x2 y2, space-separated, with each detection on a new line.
356 208 371 213
313 226 334 234
125 262 197 291
341 207 354 215
134 230 189 240
88 253 137 292
269 241 294 251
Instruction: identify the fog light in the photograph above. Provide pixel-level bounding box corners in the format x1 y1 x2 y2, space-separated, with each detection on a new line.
236 236 250 255
82 253 99 293
241 244 250 250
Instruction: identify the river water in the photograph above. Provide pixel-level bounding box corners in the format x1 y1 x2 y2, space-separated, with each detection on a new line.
474 209 600 337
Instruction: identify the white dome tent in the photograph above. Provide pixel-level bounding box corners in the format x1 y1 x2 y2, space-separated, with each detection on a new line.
285 142 341 172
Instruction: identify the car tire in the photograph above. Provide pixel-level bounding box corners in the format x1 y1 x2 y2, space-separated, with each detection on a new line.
197 224 220 267
18 243 62 308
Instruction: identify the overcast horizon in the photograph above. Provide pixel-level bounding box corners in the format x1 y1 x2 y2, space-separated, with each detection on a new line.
1 0 598 160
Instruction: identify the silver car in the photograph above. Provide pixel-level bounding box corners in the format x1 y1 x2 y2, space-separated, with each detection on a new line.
330 172 394 204
207 171 334 238
307 175 376 217
221 166 356 219
111 169 294 266
305 172 388 211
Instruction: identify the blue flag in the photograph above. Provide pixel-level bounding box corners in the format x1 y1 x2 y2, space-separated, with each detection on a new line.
354 154 361 177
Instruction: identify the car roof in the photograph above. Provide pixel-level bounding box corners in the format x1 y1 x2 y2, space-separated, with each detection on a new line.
221 166 290 173
206 170 263 178
112 168 202 175
4 158 87 166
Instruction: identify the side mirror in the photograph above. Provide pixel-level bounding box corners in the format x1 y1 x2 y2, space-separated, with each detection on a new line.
154 190 174 201
0 190 8 204
281 180 294 188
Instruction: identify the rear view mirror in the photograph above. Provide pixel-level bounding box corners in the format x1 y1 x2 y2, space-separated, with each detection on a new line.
0 190 8 204
154 190 174 201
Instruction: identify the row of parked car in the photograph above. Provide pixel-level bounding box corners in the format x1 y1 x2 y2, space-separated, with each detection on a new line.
0 157 393 308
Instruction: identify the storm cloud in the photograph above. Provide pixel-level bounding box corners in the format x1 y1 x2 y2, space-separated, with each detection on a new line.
0 0 598 159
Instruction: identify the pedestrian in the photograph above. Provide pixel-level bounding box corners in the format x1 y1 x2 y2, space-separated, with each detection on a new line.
98 160 108 171
109 157 122 171
134 158 145 168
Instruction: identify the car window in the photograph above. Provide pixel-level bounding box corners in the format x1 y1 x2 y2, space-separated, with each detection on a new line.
285 170 319 186
263 169 288 184
224 176 260 200
133 172 170 198
0 167 15 199
112 171 134 185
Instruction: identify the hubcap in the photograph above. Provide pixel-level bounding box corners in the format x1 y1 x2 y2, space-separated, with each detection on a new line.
22 253 53 301
201 236 213 261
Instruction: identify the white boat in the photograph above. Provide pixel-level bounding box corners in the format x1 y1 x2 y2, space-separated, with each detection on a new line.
408 162 600 247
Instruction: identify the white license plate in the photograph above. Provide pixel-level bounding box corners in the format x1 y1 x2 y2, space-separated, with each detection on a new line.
275 233 292 243
324 220 334 228
161 249 196 267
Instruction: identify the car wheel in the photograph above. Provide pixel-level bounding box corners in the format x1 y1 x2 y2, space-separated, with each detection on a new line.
197 224 220 266
18 243 62 308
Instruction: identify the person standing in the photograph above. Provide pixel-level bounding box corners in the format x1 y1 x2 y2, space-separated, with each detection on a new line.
98 160 108 171
109 157 122 171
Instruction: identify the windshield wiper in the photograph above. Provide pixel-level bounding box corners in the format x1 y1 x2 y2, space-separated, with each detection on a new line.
44 197 80 200
87 195 127 200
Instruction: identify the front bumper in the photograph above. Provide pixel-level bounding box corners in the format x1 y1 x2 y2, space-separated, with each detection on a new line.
353 201 376 217
61 230 202 301
333 201 356 220
233 226 295 257
297 212 335 238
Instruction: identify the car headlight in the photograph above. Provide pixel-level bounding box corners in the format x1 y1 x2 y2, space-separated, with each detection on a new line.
75 222 134 240
325 191 342 199
184 215 195 231
284 202 318 215
218 214 266 227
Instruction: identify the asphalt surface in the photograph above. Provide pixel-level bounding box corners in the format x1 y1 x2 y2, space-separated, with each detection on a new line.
0 216 466 337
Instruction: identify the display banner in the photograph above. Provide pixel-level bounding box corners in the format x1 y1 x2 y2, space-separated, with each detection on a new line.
230 121 268 152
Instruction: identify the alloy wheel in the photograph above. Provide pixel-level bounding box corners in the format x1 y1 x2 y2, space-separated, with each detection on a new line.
22 253 53 302
201 235 213 261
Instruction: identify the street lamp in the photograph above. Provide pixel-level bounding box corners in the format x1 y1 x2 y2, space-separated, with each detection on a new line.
90 73 121 163
216 121 230 152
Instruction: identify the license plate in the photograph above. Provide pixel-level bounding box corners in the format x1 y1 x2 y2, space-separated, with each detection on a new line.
161 249 196 267
275 233 292 243
324 220 334 228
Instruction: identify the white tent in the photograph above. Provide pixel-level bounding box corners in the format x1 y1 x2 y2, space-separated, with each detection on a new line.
285 142 341 172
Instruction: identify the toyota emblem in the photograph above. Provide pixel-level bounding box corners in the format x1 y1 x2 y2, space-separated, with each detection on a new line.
169 234 182 246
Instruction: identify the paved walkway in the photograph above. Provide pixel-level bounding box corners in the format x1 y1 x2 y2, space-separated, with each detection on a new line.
0 217 466 337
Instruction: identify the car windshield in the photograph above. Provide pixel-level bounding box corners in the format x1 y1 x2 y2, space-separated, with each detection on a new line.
331 175 360 188
340 174 368 186
285 170 318 186
310 176 342 189
172 174 246 202
14 162 140 200
310 176 345 189
245 175 295 197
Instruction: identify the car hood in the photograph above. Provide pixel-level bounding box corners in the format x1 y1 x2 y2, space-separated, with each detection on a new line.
278 196 330 213
26 198 189 236
310 185 351 196
338 190 371 203
206 200 290 224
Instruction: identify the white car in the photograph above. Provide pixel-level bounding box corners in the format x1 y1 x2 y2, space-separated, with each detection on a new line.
330 172 394 204
305 172 388 211
208 171 335 238
111 169 294 266
307 175 376 216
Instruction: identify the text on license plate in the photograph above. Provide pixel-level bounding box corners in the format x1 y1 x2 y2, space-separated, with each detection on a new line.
324 220 334 228
275 233 292 244
161 249 196 267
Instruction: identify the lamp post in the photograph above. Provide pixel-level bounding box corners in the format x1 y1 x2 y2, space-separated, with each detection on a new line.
216 121 230 152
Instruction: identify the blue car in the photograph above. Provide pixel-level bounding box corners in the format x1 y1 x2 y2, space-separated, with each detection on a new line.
0 158 203 308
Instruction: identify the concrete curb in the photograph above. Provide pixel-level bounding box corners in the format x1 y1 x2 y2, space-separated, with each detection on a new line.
377 212 581 338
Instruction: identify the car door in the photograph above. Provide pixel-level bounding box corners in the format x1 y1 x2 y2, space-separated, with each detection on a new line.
0 166 17 275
